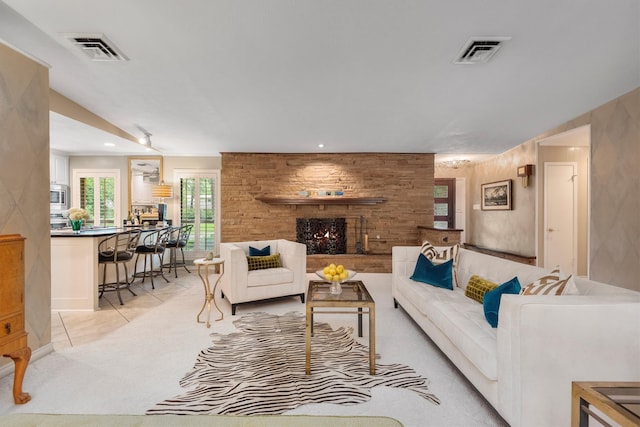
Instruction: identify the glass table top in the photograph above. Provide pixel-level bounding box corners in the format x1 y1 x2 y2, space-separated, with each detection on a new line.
307 280 373 303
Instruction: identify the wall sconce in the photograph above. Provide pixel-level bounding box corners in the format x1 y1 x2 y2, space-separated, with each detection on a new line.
152 181 173 223
517 164 534 187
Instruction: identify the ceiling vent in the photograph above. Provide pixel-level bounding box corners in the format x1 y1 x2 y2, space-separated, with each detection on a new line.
454 36 511 64
63 33 129 61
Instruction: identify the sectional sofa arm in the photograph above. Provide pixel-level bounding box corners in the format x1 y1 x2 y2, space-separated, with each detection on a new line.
496 295 640 426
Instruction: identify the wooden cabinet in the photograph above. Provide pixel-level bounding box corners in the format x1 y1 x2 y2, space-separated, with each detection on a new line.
0 234 31 404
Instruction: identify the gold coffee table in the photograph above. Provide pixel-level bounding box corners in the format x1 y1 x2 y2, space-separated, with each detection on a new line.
572 381 640 427
305 280 375 375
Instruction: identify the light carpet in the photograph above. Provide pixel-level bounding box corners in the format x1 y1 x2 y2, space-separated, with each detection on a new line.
148 311 439 415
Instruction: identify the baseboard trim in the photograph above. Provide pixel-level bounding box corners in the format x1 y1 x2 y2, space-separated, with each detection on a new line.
0 343 54 378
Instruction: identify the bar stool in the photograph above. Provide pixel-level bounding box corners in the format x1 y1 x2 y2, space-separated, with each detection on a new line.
132 227 171 289
98 229 141 305
164 224 193 278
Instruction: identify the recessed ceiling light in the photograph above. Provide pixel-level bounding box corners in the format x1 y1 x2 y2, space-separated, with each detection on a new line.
318 144 325 148
104 142 115 147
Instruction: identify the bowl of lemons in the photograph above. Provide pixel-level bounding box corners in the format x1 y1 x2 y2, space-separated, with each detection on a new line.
315 263 356 284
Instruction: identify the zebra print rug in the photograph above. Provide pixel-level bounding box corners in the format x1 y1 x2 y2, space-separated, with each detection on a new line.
147 311 439 415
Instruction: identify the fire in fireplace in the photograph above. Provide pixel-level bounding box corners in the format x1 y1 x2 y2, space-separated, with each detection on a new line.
296 218 346 255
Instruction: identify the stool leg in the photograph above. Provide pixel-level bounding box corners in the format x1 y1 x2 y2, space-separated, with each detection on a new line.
124 263 137 296
99 264 107 299
158 252 170 283
148 254 155 289
115 261 123 305
180 247 191 274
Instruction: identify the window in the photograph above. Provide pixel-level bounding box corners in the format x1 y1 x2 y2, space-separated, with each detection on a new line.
434 179 455 229
72 169 120 227
173 169 220 258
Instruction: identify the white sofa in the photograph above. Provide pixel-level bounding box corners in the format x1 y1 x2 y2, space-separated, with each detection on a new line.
392 246 640 427
219 239 307 315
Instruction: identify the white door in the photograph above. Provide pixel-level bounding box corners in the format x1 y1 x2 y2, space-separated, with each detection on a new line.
544 162 577 274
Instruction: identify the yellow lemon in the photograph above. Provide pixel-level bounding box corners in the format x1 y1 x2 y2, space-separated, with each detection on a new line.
340 271 349 280
323 266 331 275
332 274 341 282
336 265 345 274
328 267 336 276
328 263 336 270
324 273 333 281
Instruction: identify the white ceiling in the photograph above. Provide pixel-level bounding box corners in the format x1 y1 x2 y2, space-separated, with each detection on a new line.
1 0 638 157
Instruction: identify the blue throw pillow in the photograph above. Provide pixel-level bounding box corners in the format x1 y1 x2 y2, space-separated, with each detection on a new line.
483 276 521 328
410 253 454 290
249 245 270 256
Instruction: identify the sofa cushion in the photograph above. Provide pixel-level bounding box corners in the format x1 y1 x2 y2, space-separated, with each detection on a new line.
410 254 454 290
247 267 294 287
247 253 281 271
483 277 521 328
520 265 579 295
249 245 271 256
426 292 499 380
465 275 498 303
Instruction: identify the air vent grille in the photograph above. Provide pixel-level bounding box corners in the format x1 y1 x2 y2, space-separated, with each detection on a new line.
454 37 511 64
64 33 128 62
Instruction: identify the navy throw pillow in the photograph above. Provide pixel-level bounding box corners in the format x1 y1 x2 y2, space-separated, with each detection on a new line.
249 245 270 256
483 276 521 328
409 253 454 290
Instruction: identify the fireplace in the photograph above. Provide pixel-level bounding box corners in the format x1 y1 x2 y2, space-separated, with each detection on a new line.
296 218 346 255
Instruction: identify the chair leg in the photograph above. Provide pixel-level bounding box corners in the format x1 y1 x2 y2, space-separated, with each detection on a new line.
231 304 237 316
299 293 305 303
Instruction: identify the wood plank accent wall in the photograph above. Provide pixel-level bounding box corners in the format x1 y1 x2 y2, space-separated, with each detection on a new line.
221 153 434 272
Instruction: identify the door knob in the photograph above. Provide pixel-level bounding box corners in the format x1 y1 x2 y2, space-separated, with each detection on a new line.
548 228 556 232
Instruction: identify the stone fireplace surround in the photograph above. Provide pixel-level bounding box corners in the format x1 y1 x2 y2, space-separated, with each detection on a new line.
220 153 435 273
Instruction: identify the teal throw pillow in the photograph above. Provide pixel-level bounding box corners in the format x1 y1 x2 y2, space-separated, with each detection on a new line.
483 276 521 328
410 253 454 290
249 245 270 256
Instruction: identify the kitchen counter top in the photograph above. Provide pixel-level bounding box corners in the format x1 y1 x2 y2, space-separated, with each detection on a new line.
51 225 170 237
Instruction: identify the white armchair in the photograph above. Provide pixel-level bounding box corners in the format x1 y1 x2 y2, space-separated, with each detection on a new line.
219 239 307 315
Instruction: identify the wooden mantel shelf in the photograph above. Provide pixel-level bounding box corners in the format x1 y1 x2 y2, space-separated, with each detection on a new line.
255 196 387 206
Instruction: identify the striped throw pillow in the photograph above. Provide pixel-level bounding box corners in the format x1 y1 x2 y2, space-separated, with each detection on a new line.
465 275 498 303
520 266 578 295
420 241 460 286
247 253 282 271
420 241 439 258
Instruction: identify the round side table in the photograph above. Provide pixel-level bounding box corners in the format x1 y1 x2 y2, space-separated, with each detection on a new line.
193 257 224 327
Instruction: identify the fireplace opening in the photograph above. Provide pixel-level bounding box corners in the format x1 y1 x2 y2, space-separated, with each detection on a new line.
296 218 346 255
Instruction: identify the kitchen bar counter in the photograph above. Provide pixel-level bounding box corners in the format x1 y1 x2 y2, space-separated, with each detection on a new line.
51 227 122 237
51 226 171 311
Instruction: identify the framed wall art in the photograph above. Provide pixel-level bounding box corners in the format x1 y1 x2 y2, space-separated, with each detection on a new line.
481 179 512 210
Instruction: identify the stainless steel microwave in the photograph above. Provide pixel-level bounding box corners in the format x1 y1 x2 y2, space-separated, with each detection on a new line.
50 184 69 211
